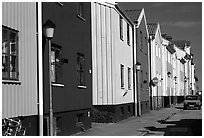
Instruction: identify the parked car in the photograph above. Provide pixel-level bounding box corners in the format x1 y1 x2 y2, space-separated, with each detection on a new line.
183 95 201 110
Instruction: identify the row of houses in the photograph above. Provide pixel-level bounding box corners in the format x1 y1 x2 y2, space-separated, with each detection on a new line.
2 2 196 136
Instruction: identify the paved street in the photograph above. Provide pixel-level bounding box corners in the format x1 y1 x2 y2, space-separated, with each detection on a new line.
72 104 202 136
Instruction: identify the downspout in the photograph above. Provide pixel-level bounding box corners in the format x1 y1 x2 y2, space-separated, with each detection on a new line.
135 25 139 116
148 36 153 110
37 2 44 136
132 25 136 116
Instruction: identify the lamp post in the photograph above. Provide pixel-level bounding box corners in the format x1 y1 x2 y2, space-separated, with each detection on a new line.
167 72 171 107
43 19 56 136
135 62 141 116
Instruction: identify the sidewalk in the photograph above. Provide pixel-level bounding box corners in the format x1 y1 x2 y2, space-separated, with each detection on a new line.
72 104 183 136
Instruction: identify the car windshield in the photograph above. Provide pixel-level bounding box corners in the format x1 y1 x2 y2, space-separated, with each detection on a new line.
186 96 199 100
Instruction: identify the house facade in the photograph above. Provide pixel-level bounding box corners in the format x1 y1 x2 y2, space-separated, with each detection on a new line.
174 45 186 103
147 23 163 110
173 40 193 97
2 2 39 135
125 8 150 115
42 2 92 135
91 2 134 122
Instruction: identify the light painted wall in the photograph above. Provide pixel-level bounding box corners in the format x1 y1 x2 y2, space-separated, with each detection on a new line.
161 38 169 96
175 46 186 96
150 24 163 97
92 2 133 105
2 2 38 118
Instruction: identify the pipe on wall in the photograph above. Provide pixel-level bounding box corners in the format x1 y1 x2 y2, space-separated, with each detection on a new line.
37 2 44 136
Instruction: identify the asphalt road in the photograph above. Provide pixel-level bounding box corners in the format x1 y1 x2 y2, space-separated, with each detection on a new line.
163 107 202 136
73 104 202 136
145 106 202 136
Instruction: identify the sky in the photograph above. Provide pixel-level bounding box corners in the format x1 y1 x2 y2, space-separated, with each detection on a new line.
119 2 202 91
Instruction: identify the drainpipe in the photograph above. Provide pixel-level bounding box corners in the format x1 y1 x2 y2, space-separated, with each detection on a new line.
37 2 44 136
132 25 136 116
148 36 153 110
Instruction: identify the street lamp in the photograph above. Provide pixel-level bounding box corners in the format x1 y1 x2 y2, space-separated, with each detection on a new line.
135 62 141 116
43 19 56 136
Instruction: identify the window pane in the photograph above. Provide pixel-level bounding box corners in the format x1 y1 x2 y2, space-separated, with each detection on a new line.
51 45 63 83
127 23 130 45
77 53 85 86
2 54 9 78
10 55 17 79
121 64 124 88
56 63 62 83
2 28 8 41
10 43 16 55
120 16 123 40
10 31 17 43
2 29 9 54
128 68 131 89
2 41 9 54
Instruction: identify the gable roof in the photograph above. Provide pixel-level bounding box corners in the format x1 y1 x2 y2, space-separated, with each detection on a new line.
147 23 158 36
124 9 143 24
172 40 191 50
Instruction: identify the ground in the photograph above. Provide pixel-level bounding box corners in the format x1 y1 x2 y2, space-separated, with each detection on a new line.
72 104 202 136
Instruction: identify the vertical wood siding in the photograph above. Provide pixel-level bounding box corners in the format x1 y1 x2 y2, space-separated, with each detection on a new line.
92 3 133 105
2 2 38 118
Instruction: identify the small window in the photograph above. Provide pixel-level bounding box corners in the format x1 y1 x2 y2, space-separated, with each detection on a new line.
77 2 85 20
127 23 130 45
77 53 85 86
121 64 124 88
51 44 63 84
2 26 19 80
76 113 84 127
119 16 123 40
128 67 131 89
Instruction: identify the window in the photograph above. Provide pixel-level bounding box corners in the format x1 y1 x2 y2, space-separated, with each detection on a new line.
77 2 85 20
76 113 85 127
155 43 158 57
127 23 130 45
121 64 124 88
77 53 85 86
51 44 63 83
2 26 19 80
119 16 123 40
140 31 143 50
128 67 131 89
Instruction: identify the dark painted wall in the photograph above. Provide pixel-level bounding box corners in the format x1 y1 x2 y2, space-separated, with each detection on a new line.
136 16 150 104
42 2 92 114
